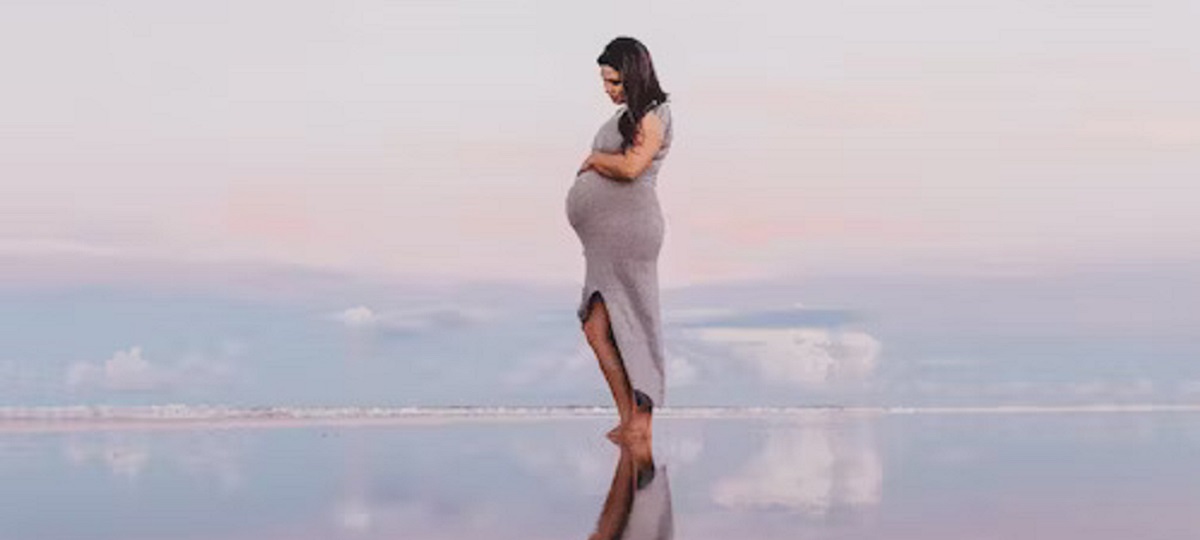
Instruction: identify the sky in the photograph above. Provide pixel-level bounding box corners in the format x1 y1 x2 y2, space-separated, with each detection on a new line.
1 0 1197 406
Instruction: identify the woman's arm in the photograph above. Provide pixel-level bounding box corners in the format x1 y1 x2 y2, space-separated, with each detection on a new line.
586 112 665 182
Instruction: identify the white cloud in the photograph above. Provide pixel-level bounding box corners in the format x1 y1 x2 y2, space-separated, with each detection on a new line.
67 346 161 391
328 304 494 333
503 342 592 388
662 307 740 325
334 306 379 327
66 345 236 392
506 343 698 392
712 422 882 515
689 327 881 386
666 352 698 387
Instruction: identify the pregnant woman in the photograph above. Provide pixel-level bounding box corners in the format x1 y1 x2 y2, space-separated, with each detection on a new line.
566 36 673 443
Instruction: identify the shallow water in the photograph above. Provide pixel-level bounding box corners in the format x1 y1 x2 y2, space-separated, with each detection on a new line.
2 411 1198 539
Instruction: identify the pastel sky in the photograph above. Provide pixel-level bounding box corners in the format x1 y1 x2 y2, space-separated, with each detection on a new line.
1 0 1196 406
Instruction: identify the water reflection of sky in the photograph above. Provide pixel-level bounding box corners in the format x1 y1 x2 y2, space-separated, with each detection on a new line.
2 412 1199 539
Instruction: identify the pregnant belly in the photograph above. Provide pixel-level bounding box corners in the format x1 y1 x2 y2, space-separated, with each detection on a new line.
565 171 601 229
566 173 663 256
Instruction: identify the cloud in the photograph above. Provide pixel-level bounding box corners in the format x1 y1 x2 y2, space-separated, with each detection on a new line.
67 346 162 391
689 327 881 386
666 352 698 387
328 304 493 334
506 342 697 392
334 306 379 327
663 307 741 325
66 344 236 393
712 422 882 515
503 342 592 388
670 305 860 328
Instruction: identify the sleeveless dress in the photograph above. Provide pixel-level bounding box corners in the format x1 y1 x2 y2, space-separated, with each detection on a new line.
565 100 674 409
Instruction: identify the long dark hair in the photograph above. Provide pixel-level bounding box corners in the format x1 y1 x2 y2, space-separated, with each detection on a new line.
597 36 670 151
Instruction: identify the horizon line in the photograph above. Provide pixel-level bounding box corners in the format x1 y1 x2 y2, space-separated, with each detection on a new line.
1 403 1199 433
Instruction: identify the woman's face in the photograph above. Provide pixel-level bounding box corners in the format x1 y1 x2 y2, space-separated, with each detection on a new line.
600 65 625 104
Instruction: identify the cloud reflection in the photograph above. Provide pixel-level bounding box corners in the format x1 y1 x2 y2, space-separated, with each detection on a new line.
712 419 882 517
62 432 244 491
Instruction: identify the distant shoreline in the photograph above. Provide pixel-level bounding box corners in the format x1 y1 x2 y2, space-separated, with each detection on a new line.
2 404 1199 433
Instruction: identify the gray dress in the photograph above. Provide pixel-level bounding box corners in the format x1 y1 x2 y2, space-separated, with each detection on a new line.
622 464 674 540
565 101 674 408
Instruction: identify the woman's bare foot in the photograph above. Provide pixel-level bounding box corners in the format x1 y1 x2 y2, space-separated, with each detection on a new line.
619 409 652 443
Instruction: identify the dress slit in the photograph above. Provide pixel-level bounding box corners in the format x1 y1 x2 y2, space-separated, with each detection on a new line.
579 288 655 411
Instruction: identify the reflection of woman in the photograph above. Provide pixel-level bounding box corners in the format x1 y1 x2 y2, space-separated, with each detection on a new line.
589 440 674 540
566 36 673 443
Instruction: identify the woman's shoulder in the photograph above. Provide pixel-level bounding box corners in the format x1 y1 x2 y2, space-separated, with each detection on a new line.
649 100 671 120
648 100 671 131
626 99 669 114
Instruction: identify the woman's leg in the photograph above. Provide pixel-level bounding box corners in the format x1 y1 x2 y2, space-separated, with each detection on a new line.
588 438 636 540
582 292 635 432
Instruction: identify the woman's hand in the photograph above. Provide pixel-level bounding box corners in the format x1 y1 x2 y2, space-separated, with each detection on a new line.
577 152 596 176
